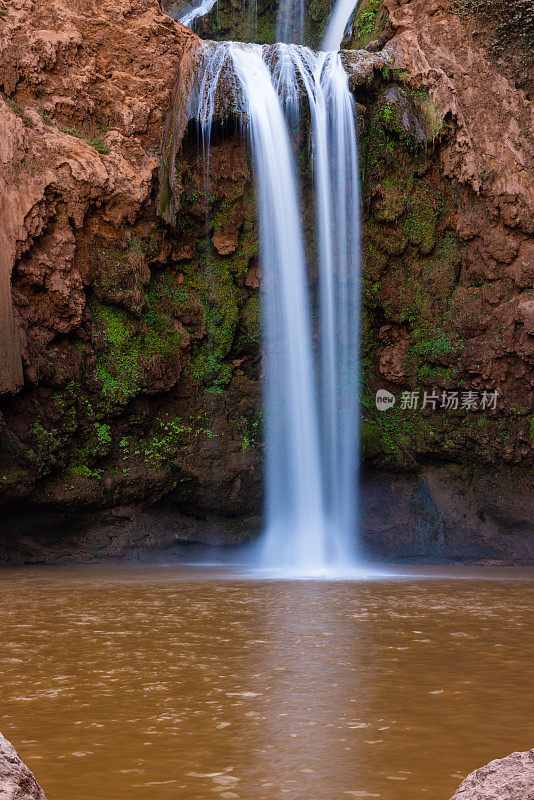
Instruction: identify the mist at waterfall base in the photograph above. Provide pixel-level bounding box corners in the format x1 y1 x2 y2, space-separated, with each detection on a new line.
186 42 363 578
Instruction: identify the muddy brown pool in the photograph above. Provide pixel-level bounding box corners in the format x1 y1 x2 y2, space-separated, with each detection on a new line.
0 565 532 800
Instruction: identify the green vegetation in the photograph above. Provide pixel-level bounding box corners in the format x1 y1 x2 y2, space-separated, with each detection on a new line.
89 136 111 155
357 79 489 468
189 259 239 392
89 293 182 407
3 95 32 126
349 0 386 49
59 123 111 154
28 409 78 476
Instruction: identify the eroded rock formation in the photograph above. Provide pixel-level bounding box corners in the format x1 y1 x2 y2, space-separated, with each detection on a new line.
0 733 47 800
0 0 263 563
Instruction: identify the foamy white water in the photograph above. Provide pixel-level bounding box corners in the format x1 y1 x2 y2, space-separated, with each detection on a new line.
272 45 361 568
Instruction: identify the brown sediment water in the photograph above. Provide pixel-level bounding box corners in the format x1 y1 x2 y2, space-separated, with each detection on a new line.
0 565 532 800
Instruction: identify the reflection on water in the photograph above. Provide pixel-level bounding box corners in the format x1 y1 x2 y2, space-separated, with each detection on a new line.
0 566 532 800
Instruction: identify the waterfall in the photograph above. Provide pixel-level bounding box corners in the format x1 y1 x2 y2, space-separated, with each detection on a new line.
269 44 361 570
189 43 361 573
276 0 304 44
322 0 358 51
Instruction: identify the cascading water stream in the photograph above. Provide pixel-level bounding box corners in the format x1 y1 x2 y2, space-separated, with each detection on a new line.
322 0 358 51
189 42 361 574
269 44 361 569
179 0 218 29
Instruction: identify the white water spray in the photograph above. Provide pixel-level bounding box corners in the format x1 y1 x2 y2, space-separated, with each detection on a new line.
190 43 361 574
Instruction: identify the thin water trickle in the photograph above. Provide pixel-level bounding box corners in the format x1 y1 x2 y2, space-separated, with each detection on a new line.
188 43 361 574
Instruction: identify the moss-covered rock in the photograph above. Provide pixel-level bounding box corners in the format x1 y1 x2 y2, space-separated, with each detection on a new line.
343 0 388 50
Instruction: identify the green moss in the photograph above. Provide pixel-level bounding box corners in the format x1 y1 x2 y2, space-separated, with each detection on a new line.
66 464 103 480
89 290 182 407
191 296 235 390
360 420 383 459
236 294 261 351
403 190 441 254
413 332 456 362
28 411 78 474
172 244 243 392
348 0 387 49
94 241 133 288
359 86 484 467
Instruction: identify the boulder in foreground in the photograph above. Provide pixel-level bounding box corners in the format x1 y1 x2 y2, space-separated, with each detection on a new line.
451 749 534 800
0 733 46 800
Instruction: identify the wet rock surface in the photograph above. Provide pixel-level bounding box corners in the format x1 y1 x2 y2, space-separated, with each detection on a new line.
450 749 534 800
0 733 46 800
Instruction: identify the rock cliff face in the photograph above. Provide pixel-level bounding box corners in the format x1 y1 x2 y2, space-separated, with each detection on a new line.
357 0 534 560
0 0 263 563
0 732 47 800
0 0 532 563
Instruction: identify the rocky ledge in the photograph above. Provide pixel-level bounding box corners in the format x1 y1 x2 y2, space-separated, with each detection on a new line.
450 749 534 800
0 733 46 800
